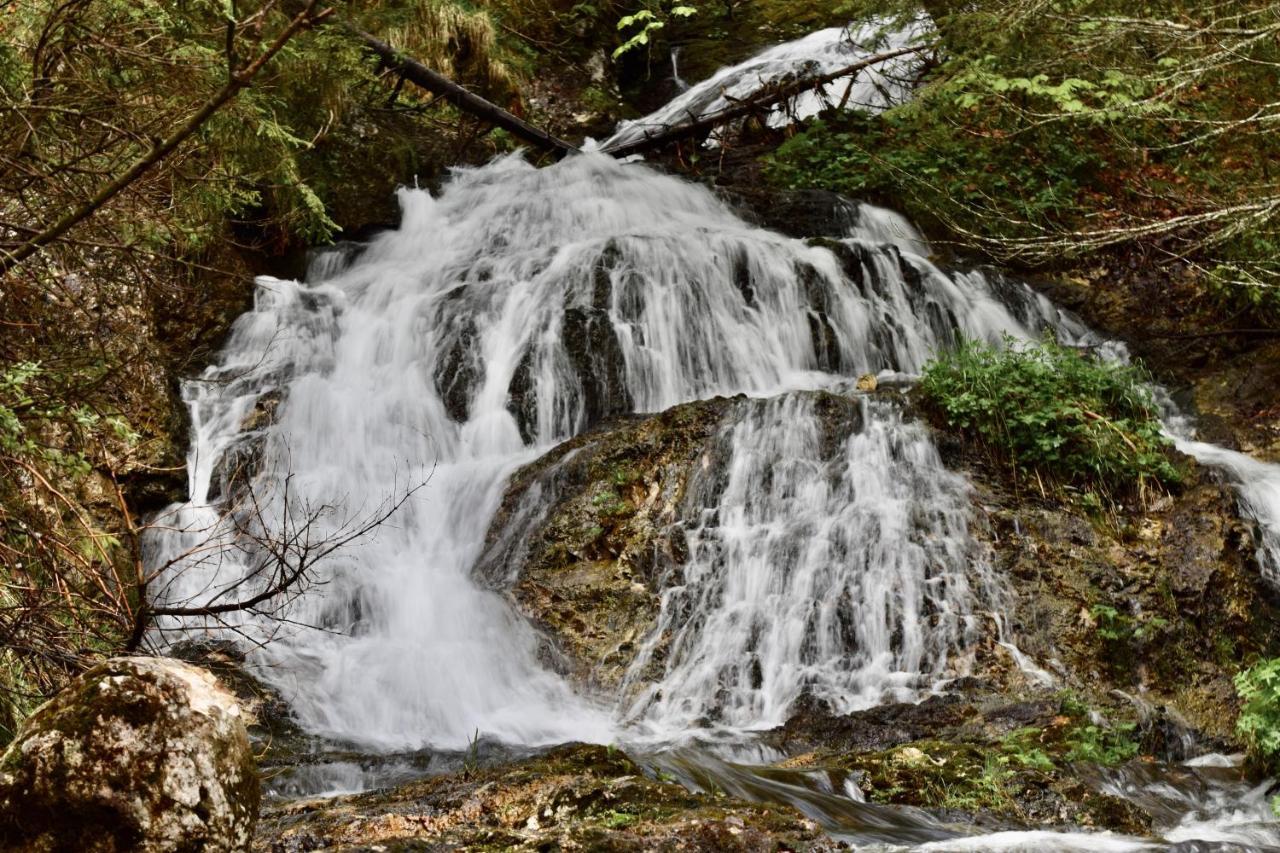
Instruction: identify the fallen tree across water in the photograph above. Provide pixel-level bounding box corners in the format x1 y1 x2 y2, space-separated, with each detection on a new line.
599 42 934 159
338 24 928 162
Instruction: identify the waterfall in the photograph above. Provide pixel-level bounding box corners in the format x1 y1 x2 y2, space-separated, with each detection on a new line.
1171 438 1280 583
146 142 1280 763
146 151 1088 750
620 394 992 737
604 16 930 151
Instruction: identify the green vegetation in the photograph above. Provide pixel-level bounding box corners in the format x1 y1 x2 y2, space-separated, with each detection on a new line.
1064 722 1140 766
1235 658 1280 775
1090 604 1169 644
918 337 1181 497
0 0 528 741
614 4 698 59
766 0 1280 326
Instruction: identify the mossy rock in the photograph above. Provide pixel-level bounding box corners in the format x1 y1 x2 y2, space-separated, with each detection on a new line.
475 396 738 691
953 444 1280 746
775 693 1152 836
474 391 863 695
0 656 259 852
256 743 838 851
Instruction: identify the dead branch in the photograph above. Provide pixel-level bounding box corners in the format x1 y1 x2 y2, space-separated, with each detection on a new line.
342 23 578 158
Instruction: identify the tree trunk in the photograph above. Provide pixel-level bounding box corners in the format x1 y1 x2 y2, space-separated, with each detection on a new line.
347 25 578 159
600 42 931 159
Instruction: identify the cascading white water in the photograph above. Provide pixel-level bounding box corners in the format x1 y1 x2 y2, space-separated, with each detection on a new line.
146 140 1280 798
604 16 930 151
620 394 991 737
1171 438 1280 583
138 17 1280 847
147 150 1083 751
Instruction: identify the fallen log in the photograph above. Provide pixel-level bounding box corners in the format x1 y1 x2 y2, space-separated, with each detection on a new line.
600 42 933 159
344 25 579 158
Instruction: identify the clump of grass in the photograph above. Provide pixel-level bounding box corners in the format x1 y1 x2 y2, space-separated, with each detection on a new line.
918 336 1181 499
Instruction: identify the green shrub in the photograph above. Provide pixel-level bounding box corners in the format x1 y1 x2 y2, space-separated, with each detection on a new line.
1064 722 1140 766
918 337 1181 497
765 112 1100 241
1235 658 1280 775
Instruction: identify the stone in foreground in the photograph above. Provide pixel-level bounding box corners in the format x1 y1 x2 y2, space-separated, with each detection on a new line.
0 656 259 852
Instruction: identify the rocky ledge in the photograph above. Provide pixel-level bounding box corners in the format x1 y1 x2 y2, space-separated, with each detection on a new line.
257 743 837 852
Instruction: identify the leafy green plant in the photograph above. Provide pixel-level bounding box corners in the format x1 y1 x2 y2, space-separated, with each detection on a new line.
614 3 697 59
1064 722 1140 766
1235 658 1280 774
917 337 1181 498
1090 604 1169 642
999 727 1056 773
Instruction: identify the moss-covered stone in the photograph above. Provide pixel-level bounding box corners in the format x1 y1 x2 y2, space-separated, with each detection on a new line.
950 442 1280 745
773 693 1152 835
0 657 259 852
476 391 865 695
256 743 837 852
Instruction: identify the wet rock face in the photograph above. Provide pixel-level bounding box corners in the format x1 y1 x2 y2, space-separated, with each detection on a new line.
504 245 635 444
727 188 861 239
930 421 1280 746
0 657 259 853
476 391 866 695
562 305 633 429
435 313 484 423
772 691 1152 836
475 396 737 690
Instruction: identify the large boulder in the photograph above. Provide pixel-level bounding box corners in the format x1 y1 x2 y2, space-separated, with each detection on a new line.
0 656 259 852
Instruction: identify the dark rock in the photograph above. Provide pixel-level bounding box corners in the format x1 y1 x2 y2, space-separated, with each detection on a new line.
505 301 634 444
435 313 484 423
506 349 539 445
563 305 633 430
729 188 860 239
767 693 974 755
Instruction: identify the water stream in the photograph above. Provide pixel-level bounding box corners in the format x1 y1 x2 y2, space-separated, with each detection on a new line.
605 16 929 151
146 26 1280 851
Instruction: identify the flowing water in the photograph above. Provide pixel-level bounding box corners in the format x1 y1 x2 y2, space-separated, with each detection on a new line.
604 16 930 151
619 394 991 738
148 151 1062 749
146 26 1280 851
